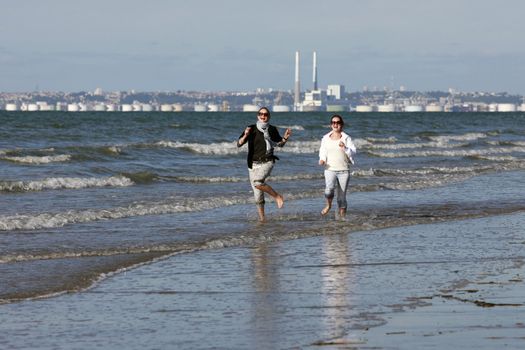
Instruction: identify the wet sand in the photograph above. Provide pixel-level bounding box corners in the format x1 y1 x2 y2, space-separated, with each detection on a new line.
358 265 525 349
0 213 524 349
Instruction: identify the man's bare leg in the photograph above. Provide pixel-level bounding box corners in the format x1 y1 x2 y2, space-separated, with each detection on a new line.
255 184 284 208
257 205 265 222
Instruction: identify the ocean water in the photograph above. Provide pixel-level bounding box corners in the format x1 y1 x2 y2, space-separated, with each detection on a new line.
1 111 524 305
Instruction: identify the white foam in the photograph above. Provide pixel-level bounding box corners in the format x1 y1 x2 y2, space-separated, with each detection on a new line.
105 146 122 154
0 176 134 192
472 155 518 162
366 136 398 143
276 125 305 131
0 195 250 231
427 132 488 143
353 165 502 178
156 141 243 155
2 154 71 164
364 141 468 150
175 173 322 183
487 140 525 147
368 146 525 158
158 140 322 155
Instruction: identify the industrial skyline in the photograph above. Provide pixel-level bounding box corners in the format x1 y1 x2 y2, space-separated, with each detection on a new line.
1 0 524 94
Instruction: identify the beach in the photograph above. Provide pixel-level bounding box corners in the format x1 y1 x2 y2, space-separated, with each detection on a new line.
1 111 524 348
1 209 524 349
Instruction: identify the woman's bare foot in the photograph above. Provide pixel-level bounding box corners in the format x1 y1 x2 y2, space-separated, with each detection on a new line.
321 206 331 216
339 208 346 217
276 195 284 209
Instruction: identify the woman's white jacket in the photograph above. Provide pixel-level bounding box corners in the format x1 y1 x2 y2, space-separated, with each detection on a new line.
318 131 357 165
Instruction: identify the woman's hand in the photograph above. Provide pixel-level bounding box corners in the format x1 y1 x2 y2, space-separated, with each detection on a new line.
319 159 326 166
284 128 292 140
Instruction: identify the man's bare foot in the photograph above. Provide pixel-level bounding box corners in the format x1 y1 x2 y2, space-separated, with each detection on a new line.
276 195 284 209
321 206 331 215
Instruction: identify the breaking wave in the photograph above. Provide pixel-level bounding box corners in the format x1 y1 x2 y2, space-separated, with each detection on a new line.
276 124 305 131
425 132 489 142
0 195 250 231
155 141 242 155
368 146 525 158
2 154 71 164
0 176 133 193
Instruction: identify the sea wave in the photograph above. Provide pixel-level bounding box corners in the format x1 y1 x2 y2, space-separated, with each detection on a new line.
0 169 504 231
2 200 523 264
0 175 133 193
153 137 485 156
363 141 469 150
0 195 250 231
276 124 305 131
155 141 242 155
487 140 525 147
173 173 323 183
367 146 525 159
425 132 489 142
1 154 71 164
366 136 397 143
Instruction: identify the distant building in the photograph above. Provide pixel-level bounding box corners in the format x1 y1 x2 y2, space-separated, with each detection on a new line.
303 89 326 110
327 85 345 100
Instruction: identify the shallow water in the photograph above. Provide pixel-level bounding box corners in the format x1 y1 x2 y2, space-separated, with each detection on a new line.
0 211 523 349
1 111 524 304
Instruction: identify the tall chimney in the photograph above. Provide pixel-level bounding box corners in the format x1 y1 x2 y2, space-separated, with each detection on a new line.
312 51 318 91
294 51 301 111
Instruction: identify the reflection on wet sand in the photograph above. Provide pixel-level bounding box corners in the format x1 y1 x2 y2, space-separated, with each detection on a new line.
250 245 280 349
320 234 354 340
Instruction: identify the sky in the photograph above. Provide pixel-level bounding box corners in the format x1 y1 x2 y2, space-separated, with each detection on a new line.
1 0 524 94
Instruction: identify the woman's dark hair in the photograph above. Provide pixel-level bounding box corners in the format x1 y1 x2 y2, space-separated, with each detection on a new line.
331 114 344 126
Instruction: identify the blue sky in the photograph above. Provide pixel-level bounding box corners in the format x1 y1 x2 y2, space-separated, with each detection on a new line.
1 0 524 93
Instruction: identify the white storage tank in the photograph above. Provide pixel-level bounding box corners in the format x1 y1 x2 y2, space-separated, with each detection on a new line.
27 103 39 111
106 104 118 112
520 104 525 112
160 104 173 112
40 104 55 111
5 103 19 111
355 105 374 112
94 104 106 112
208 104 220 112
194 104 207 112
404 105 423 112
425 104 443 112
67 104 80 112
243 104 260 112
272 105 291 112
326 105 346 112
489 103 498 112
377 104 396 112
142 104 154 112
121 104 133 112
173 104 183 112
56 102 67 111
132 104 142 112
497 103 516 112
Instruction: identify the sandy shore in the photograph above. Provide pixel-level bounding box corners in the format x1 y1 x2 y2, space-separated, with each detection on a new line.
348 262 525 349
0 213 524 349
